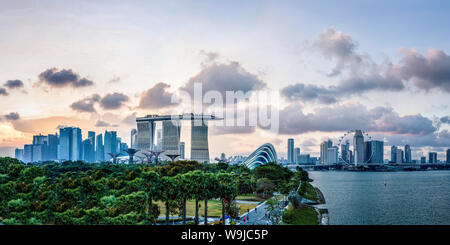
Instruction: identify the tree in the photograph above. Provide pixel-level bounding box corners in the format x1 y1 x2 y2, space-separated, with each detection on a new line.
256 178 275 199
216 173 238 225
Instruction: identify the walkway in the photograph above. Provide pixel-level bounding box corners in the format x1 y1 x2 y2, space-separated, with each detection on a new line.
238 201 272 225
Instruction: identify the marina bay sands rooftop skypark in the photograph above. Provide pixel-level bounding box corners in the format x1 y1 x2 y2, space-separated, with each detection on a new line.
136 113 223 122
135 113 223 163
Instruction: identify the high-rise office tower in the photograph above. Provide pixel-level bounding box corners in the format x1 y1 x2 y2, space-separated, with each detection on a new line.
341 140 350 162
405 145 411 163
33 134 47 145
96 134 104 162
87 131 95 162
428 152 437 164
320 140 332 164
396 149 404 164
287 138 294 164
32 134 48 161
420 156 426 164
104 130 118 160
370 140 384 164
104 131 112 159
364 141 372 163
347 150 353 164
71 128 82 161
24 144 33 163
447 149 450 164
82 139 94 162
353 130 364 165
14 148 24 161
391 145 397 163
58 127 72 161
294 147 300 164
180 141 185 159
327 146 338 164
191 119 209 163
47 134 58 161
32 144 44 162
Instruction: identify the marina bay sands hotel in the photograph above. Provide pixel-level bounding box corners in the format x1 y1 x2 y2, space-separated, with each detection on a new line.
135 113 222 163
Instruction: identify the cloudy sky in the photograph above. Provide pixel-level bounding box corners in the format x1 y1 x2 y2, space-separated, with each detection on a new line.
1 0 449 160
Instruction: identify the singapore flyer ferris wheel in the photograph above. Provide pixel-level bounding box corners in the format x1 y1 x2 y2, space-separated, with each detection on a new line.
337 129 373 164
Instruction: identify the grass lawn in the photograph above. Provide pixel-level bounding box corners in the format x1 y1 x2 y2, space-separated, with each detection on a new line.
282 205 318 225
155 200 258 218
298 181 318 201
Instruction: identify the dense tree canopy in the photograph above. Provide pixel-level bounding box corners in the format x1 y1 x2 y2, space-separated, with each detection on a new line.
0 157 307 225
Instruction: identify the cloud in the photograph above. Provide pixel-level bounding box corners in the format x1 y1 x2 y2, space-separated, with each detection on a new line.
138 83 178 109
180 61 266 98
4 112 20 121
94 120 118 127
277 102 437 136
281 83 338 104
396 48 450 92
441 116 450 124
200 50 220 66
4 80 24 89
286 28 450 104
37 68 94 88
0 88 8 96
70 94 101 113
99 93 129 110
122 112 137 125
10 116 92 134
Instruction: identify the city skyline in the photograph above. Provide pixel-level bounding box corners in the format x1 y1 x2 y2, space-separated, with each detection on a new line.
1 1 450 159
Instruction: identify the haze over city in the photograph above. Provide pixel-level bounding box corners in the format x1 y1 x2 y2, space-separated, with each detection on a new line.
1 0 450 160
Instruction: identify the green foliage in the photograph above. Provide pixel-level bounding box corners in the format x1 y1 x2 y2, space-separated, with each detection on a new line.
0 156 306 225
282 205 318 225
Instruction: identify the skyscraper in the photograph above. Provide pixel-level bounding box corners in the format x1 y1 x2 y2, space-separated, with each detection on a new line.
364 141 372 163
405 145 411 163
370 140 384 164
180 141 185 159
391 145 397 163
71 128 82 161
327 146 338 164
396 149 404 164
162 120 181 158
191 119 209 163
353 130 364 165
58 127 72 161
446 149 450 164
287 138 294 164
428 152 437 164
32 144 44 162
341 140 350 162
320 140 332 164
82 139 94 162
24 144 33 163
96 134 104 162
47 134 59 161
104 130 118 160
14 148 24 161
294 147 300 164
136 120 155 152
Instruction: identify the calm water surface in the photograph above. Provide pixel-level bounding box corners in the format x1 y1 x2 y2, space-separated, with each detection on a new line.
308 171 450 225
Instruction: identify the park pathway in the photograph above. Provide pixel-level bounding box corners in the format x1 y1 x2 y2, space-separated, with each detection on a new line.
238 202 272 225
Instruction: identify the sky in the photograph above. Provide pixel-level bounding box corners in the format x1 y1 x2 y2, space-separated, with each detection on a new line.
1 0 449 160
